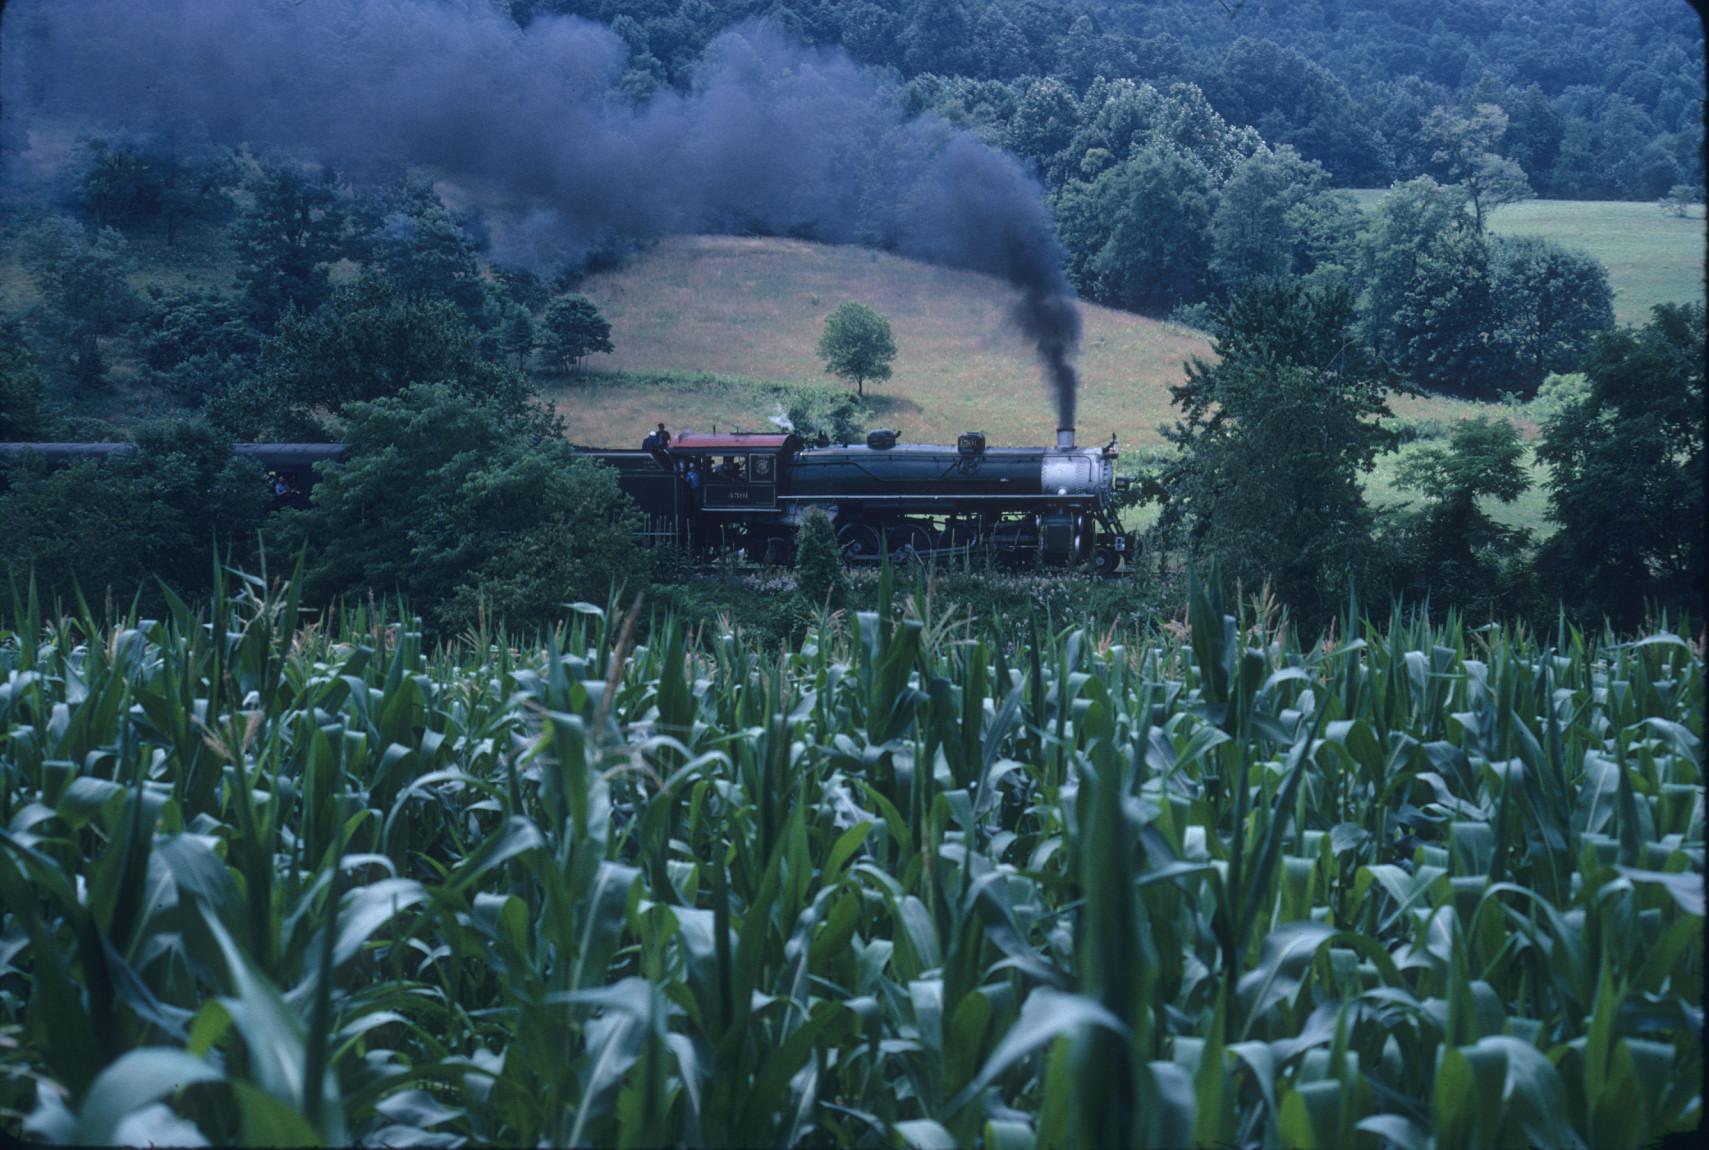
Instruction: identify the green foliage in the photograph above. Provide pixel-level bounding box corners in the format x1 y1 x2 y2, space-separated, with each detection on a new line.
498 303 536 370
216 274 524 439
1057 144 1214 312
74 138 234 242
1488 235 1614 393
540 294 614 372
0 328 47 442
1210 145 1331 289
816 301 896 396
1357 177 1501 397
0 567 1700 1147
0 419 267 600
1536 303 1705 624
287 382 645 634
18 216 141 341
782 389 869 445
1422 103 1534 230
233 162 344 326
1659 184 1701 217
351 182 492 324
1154 281 1396 625
1391 416 1533 617
133 289 260 404
793 507 846 609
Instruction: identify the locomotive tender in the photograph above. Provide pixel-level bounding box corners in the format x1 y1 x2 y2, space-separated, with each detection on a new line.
0 425 1135 571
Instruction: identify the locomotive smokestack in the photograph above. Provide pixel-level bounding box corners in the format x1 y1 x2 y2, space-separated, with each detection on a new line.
1057 428 1075 450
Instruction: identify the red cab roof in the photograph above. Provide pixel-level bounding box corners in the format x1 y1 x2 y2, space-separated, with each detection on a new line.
671 432 795 451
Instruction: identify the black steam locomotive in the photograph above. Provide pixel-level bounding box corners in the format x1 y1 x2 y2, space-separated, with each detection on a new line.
589 424 1135 572
0 425 1136 571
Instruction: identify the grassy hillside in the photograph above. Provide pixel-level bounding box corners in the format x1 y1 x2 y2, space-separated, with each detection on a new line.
561 235 1211 447
1347 191 1705 324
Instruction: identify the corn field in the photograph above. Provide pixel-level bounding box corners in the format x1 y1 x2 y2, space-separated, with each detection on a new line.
0 565 1702 1147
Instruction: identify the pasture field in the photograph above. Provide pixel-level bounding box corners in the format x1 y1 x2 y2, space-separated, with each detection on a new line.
1346 191 1706 324
0 571 1701 1146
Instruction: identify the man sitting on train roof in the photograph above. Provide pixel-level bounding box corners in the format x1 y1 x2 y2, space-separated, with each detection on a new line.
641 422 671 452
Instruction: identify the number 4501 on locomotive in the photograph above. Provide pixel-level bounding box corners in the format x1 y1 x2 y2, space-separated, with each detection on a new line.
587 424 1137 574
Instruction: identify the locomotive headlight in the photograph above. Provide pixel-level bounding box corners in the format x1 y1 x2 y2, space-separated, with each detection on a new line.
1114 476 1131 491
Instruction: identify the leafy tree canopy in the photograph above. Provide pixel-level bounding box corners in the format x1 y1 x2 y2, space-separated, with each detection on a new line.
816 301 897 396
540 294 615 373
1154 281 1396 625
1535 303 1705 624
287 382 646 633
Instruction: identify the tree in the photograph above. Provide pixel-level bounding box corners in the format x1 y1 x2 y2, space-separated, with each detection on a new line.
1055 145 1214 312
794 507 847 609
1152 282 1396 625
209 275 524 440
233 162 343 326
499 305 536 370
0 328 46 441
1535 304 1705 625
1209 145 1327 289
1487 236 1614 393
261 274 517 410
18 217 140 339
18 216 140 392
0 418 267 601
289 382 646 633
816 302 896 397
1357 177 1503 397
1391 416 1533 616
1660 183 1702 217
1422 103 1532 231
134 289 260 404
540 294 615 373
356 184 492 323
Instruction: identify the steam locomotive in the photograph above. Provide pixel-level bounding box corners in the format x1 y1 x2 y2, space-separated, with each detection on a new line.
0 425 1137 572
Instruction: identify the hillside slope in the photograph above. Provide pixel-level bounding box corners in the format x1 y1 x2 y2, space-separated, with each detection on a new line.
562 235 1211 447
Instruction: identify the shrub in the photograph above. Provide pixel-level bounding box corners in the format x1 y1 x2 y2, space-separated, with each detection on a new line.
794 507 847 609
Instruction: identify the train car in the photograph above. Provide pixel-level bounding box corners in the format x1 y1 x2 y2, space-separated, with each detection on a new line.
0 441 345 510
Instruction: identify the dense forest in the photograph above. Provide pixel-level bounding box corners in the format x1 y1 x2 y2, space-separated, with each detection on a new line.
530 0 1704 198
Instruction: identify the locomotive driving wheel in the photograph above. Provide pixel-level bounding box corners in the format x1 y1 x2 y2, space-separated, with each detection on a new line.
887 521 938 565
837 522 883 565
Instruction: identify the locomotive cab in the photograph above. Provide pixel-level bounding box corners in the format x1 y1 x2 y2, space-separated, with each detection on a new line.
670 432 796 511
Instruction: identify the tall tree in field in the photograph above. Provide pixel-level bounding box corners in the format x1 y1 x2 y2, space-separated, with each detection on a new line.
1153 281 1395 624
1422 103 1533 230
540 294 614 373
1357 177 1501 397
1209 145 1327 289
1536 303 1705 624
817 302 896 397
1488 236 1614 392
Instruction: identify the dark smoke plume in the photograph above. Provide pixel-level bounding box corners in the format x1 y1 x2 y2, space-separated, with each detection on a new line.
1 0 1079 427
